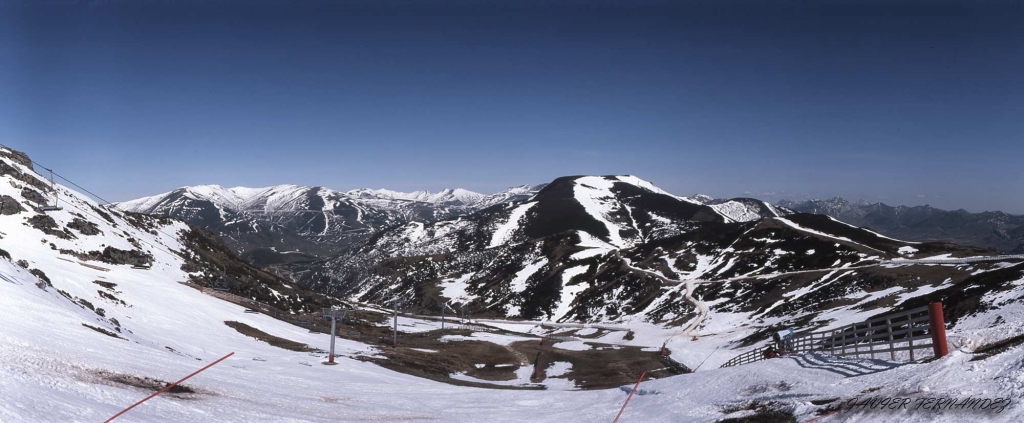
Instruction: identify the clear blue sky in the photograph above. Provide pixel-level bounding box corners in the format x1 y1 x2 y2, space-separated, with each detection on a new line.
2 0 1021 213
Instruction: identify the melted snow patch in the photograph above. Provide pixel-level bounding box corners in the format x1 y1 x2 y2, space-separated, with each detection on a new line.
449 366 539 387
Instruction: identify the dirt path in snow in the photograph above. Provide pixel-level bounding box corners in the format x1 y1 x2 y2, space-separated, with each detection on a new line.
613 252 707 340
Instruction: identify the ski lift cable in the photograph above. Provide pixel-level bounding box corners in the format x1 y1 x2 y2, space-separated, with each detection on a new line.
0 143 117 206
0 143 194 251
0 144 183 259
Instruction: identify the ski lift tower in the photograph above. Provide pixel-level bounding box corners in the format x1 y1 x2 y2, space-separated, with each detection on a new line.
319 307 348 365
441 301 460 330
392 298 400 348
37 168 62 212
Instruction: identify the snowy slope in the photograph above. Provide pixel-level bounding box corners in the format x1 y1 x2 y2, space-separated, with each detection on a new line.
5 248 1024 422
7 147 1024 422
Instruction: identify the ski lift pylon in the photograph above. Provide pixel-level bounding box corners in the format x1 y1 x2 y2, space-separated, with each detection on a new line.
37 168 62 212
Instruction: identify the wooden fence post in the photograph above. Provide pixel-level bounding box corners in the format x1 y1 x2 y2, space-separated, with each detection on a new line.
886 317 894 361
908 320 915 361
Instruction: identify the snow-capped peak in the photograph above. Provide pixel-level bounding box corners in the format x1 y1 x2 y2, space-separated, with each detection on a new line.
689 194 715 204
346 188 485 206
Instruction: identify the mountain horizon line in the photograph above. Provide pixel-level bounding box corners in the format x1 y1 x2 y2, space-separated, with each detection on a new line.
117 177 1023 217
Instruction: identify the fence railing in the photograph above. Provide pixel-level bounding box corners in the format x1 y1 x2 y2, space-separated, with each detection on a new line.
180 281 291 319
721 303 948 368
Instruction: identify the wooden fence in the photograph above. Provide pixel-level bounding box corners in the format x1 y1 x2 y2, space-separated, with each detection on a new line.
721 303 947 368
180 281 291 319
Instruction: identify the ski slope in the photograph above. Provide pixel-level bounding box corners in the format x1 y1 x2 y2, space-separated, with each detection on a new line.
7 249 1023 423
1 256 641 422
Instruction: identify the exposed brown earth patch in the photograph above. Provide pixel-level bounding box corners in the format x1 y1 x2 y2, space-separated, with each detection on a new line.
224 321 318 352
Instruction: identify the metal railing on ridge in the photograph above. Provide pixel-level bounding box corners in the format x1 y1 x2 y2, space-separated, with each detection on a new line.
721 302 948 368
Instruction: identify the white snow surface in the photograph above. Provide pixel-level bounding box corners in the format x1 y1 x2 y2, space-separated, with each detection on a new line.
572 176 630 247
709 200 773 223
346 187 485 205
552 265 590 321
899 246 921 255
489 201 537 248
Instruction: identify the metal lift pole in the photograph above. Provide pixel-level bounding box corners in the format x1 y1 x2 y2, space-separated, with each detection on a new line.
320 308 340 365
392 300 398 347
50 169 58 209
328 314 337 363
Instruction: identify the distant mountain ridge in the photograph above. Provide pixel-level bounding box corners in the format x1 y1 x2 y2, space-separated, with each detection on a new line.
116 178 790 263
778 197 1024 253
114 183 548 261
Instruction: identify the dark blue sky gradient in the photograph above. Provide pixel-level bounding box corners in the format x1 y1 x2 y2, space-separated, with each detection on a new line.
1 0 1021 212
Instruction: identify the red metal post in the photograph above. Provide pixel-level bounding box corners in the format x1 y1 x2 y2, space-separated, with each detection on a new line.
533 351 542 378
928 302 949 358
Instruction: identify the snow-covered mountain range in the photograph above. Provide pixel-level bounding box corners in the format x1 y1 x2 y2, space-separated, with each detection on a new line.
280 175 1020 347
114 179 785 263
114 183 551 262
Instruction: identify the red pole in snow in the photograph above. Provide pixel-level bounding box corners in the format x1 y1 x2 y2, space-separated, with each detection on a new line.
613 371 647 423
659 341 666 357
104 352 234 422
928 302 949 358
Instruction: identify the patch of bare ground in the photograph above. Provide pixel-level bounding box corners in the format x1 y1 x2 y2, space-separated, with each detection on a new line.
717 409 796 423
92 369 203 399
720 400 797 422
258 308 685 390
351 326 687 390
360 334 540 390
969 333 1024 361
224 321 318 352
82 323 126 340
514 340 689 390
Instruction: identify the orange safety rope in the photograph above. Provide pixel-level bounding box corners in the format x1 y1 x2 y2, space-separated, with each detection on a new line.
613 370 647 423
104 352 234 422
